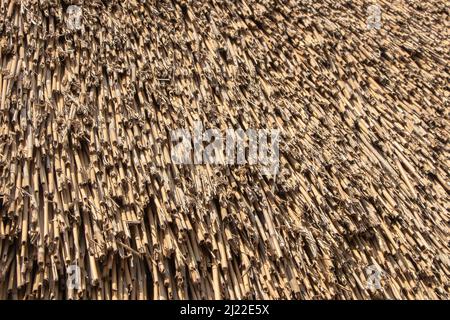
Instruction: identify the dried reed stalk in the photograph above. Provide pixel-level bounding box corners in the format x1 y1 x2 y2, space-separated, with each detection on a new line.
0 0 449 300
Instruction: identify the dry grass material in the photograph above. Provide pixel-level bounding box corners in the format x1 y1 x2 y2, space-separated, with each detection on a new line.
0 0 449 300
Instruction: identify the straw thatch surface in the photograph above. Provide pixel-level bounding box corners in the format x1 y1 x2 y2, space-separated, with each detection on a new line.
0 0 449 299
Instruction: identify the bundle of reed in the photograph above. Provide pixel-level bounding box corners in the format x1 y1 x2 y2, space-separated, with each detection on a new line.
0 0 448 300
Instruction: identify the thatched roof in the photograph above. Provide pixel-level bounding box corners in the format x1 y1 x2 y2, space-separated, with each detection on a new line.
0 0 448 299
